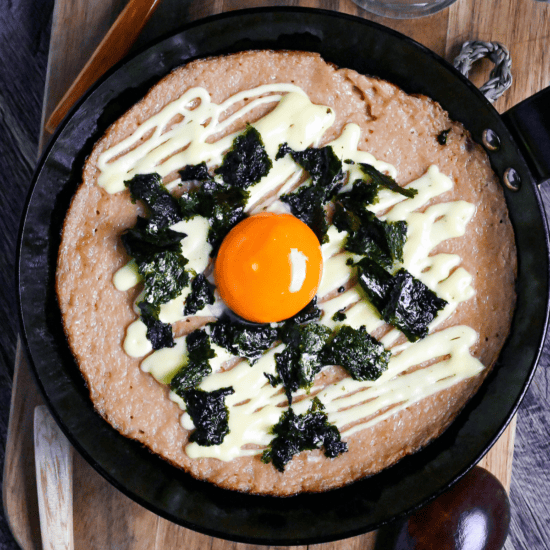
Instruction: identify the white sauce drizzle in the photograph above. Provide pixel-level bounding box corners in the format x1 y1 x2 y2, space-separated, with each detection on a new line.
288 248 308 293
101 84 482 462
113 259 141 290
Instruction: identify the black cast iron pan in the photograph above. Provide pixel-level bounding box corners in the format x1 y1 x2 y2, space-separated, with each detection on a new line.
17 7 550 545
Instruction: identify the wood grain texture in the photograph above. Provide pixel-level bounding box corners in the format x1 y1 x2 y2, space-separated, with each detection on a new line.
33 406 73 550
38 0 127 152
4 0 550 549
446 0 550 112
44 0 161 133
2 345 44 550
72 453 159 550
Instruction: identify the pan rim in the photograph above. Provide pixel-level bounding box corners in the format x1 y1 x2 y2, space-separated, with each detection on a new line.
16 7 550 545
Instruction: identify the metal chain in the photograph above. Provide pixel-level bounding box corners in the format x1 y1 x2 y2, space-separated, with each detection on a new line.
453 41 513 102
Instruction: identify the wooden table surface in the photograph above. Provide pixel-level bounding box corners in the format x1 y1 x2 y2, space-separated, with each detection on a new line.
1 0 550 549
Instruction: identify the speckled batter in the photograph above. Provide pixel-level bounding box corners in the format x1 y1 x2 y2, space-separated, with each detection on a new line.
56 51 516 495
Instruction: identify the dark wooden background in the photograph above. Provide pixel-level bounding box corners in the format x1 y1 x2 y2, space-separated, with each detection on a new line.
1 0 549 548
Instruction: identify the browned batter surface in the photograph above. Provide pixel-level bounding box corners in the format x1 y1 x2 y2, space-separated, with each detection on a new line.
56 51 516 496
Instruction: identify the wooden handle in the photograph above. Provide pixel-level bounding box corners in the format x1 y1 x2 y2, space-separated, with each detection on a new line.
44 0 161 134
34 406 74 550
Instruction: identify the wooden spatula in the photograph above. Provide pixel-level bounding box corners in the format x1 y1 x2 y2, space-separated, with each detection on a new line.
45 0 161 133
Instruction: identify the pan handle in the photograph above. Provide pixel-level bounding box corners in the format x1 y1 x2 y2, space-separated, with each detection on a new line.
502 86 550 184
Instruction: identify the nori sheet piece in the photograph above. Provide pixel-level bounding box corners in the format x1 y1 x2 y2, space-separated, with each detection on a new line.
278 143 346 243
287 297 321 325
357 259 448 342
170 329 216 393
273 323 332 404
177 178 249 254
338 179 379 210
182 387 235 446
179 162 213 183
139 251 190 307
332 310 347 322
209 317 278 365
437 128 451 145
215 126 272 189
138 301 175 350
124 173 182 233
358 163 417 199
121 216 186 264
321 325 390 381
280 184 330 244
383 269 448 341
277 144 345 197
333 203 407 268
184 273 215 315
262 398 347 472
356 257 394 311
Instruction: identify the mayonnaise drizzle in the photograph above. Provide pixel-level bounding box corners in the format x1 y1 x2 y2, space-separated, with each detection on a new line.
288 249 308 293
101 84 482 462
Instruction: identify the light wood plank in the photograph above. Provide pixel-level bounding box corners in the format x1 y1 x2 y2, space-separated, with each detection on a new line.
34 406 74 550
155 518 309 550
2 345 44 550
310 531 377 550
446 0 550 112
39 0 127 150
72 453 160 550
479 417 517 492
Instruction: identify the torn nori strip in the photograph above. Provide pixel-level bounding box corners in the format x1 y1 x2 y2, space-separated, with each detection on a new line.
277 144 345 198
261 398 347 472
179 162 213 183
184 273 215 315
209 317 278 364
359 163 417 199
280 185 329 243
138 301 175 350
287 297 321 325
333 204 407 268
322 325 390 381
332 310 347 322
278 144 345 243
273 323 332 403
383 219 408 264
437 128 451 145
338 179 379 211
170 329 216 393
382 269 448 341
215 126 272 189
181 387 235 446
357 259 448 341
356 257 394 312
121 216 186 264
124 173 182 233
264 372 279 387
139 251 190 307
205 186 249 252
177 178 249 253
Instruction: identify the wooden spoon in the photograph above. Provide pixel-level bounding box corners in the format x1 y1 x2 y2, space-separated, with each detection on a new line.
45 0 161 133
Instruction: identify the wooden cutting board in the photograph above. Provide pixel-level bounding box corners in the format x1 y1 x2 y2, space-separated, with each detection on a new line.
4 0 549 548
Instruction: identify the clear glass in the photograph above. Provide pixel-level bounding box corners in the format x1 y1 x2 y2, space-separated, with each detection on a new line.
351 0 459 19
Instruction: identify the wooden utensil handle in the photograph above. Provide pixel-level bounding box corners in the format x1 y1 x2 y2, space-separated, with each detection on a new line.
34 406 74 550
45 0 161 133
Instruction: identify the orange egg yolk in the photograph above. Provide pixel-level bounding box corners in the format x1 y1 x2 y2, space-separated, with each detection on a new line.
215 213 323 323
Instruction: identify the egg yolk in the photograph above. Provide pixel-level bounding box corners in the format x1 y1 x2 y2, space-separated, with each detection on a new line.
215 213 323 323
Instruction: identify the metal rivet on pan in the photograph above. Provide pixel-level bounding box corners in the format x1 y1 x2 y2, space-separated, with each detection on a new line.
503 168 521 191
482 129 500 151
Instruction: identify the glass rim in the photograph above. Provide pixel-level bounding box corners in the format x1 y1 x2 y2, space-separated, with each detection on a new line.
350 0 459 19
